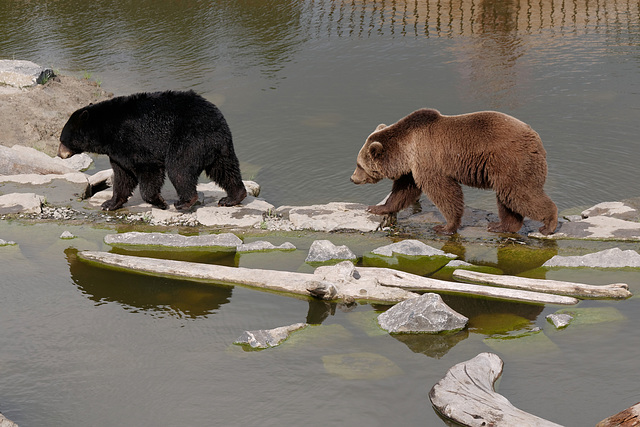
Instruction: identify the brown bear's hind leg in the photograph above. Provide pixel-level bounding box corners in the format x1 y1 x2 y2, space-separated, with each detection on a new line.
367 173 422 215
530 193 558 235
489 200 524 233
421 176 464 235
102 161 138 211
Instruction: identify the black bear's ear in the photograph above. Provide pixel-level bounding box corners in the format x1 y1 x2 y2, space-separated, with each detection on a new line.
369 141 384 159
79 110 89 122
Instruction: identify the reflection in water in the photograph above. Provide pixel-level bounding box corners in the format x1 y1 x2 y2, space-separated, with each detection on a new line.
65 249 233 318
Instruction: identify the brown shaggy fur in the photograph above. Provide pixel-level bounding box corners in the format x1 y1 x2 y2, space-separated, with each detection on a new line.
351 109 558 235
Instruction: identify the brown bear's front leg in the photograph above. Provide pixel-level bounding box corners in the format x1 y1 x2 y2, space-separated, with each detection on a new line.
420 176 465 235
367 173 422 215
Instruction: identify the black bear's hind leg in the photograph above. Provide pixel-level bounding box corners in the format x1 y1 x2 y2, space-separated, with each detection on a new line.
102 161 138 211
167 165 200 211
139 168 168 210
206 160 246 207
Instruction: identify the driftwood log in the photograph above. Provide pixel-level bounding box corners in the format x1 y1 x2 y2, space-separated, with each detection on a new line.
429 352 563 427
597 402 640 427
358 267 578 305
453 270 632 299
78 251 579 305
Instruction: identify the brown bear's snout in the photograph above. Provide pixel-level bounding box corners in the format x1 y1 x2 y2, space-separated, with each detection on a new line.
57 142 76 159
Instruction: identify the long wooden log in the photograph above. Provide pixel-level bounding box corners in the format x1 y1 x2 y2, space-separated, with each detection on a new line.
357 267 579 305
77 251 417 303
453 269 632 299
429 352 563 427
77 251 579 305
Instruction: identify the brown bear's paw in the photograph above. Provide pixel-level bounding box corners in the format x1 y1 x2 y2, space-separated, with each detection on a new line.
367 205 395 215
433 224 457 235
537 224 556 236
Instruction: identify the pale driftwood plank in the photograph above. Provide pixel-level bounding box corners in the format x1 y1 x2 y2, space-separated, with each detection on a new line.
429 352 563 427
357 267 579 305
597 402 640 427
77 251 417 303
453 269 632 299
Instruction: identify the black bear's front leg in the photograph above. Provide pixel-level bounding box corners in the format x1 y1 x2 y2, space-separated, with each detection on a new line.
102 161 138 211
367 173 422 215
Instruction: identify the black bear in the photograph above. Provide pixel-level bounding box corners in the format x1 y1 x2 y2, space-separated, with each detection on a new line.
58 90 247 211
351 109 558 235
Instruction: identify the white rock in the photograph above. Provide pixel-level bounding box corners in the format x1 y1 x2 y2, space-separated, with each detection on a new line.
234 323 308 349
236 241 296 252
372 239 457 258
378 293 468 333
543 247 640 268
104 232 242 248
306 240 357 263
0 193 44 214
546 313 573 329
60 231 76 239
285 202 382 232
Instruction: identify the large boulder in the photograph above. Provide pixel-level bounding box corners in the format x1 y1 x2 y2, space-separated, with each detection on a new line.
378 293 468 333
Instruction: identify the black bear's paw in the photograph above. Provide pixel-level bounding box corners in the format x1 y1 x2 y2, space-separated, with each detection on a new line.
218 196 242 207
175 195 198 211
101 199 124 211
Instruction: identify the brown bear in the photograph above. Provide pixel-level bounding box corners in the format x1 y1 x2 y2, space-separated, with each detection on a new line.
351 108 558 235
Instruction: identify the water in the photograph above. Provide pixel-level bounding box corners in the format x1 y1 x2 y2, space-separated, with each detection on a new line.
1 1 640 426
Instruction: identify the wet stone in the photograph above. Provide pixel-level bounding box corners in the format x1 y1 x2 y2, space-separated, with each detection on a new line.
104 231 242 248
546 313 573 329
543 247 640 268
372 239 457 258
305 240 357 263
236 241 296 253
378 293 468 334
234 323 308 349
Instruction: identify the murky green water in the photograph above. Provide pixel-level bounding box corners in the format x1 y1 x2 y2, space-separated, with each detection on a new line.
2 1 640 426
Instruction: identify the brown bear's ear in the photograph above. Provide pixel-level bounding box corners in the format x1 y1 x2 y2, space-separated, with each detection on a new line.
375 124 387 131
369 141 384 159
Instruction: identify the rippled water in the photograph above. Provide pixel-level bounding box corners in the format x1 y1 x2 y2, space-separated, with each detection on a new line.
1 1 640 426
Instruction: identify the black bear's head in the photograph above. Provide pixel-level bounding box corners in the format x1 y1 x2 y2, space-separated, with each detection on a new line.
58 108 90 159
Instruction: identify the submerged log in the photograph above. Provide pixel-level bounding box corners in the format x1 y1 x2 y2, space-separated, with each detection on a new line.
357 267 579 305
429 352 563 427
597 402 640 427
453 269 632 299
77 251 579 305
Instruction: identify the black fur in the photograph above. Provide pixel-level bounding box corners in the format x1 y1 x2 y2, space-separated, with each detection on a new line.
59 91 246 211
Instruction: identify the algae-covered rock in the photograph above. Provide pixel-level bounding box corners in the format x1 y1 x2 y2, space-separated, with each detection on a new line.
305 240 356 264
345 310 387 337
378 293 468 334
322 352 403 380
234 323 308 350
553 307 625 325
363 253 454 276
432 260 503 281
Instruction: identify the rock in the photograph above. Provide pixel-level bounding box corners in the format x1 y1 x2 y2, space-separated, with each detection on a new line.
372 239 457 258
282 202 382 232
0 192 44 214
546 313 573 329
0 59 53 87
0 173 91 204
60 231 76 239
553 307 625 326
0 239 17 246
234 323 307 349
445 259 473 267
57 153 93 171
104 231 242 248
543 247 640 268
536 216 640 241
0 145 77 175
88 169 113 189
197 180 261 199
305 240 357 263
236 241 296 252
377 293 468 333
582 201 640 221
196 197 275 228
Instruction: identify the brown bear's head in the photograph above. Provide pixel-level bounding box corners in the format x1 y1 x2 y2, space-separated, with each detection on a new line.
352 123 411 184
